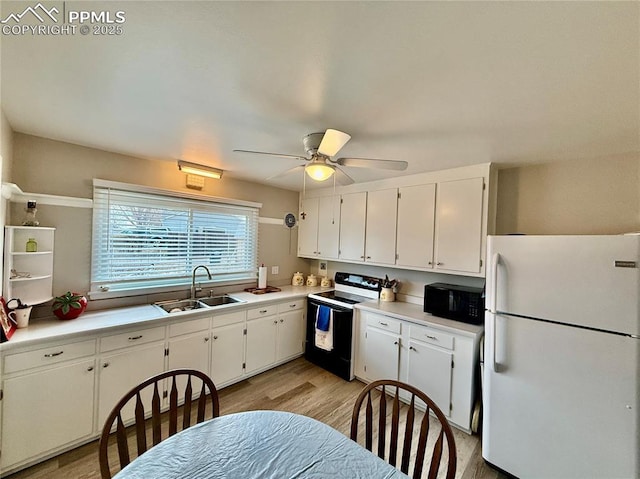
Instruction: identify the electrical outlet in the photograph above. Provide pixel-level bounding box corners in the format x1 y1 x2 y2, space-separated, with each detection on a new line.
271 266 279 275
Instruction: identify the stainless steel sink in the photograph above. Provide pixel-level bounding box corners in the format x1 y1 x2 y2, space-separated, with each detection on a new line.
154 299 208 313
198 295 245 307
154 295 245 313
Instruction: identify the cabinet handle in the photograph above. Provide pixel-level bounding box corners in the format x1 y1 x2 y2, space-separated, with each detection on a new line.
393 340 399 345
379 322 389 326
360 255 365 259
87 366 94 371
280 319 284 323
428 261 433 265
425 335 438 340
409 346 416 352
102 362 110 368
273 320 278 325
436 262 443 266
366 256 371 259
204 337 210 342
44 351 64 358
260 309 268 314
317 251 321 255
213 335 218 340
289 304 296 308
128 335 143 341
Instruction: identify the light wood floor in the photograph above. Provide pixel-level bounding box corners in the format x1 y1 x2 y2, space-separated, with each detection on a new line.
6 358 506 479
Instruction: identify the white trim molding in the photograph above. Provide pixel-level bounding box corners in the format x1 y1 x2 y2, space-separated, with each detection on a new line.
2 182 93 208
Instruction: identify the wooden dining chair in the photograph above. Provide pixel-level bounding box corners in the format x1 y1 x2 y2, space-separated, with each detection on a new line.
98 368 220 479
350 379 457 479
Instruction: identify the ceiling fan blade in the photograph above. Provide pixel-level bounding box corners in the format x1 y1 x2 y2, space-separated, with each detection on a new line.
317 129 351 157
234 149 308 161
265 164 305 181
336 157 408 171
334 167 355 185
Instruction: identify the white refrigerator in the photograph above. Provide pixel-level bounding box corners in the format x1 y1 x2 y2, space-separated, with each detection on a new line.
483 235 639 478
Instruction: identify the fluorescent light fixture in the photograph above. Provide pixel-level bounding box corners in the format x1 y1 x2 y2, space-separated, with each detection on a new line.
305 161 335 181
177 160 223 179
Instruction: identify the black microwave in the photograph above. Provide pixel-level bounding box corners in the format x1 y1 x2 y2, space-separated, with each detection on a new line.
423 283 484 325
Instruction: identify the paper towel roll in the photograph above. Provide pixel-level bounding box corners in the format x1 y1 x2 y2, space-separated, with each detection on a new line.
258 266 267 289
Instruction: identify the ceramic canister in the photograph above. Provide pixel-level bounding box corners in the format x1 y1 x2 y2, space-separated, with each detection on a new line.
306 274 318 286
320 277 332 287
292 272 304 286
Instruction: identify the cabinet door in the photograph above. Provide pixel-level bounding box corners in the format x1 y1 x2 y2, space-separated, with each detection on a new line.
339 192 367 261
98 343 166 426
406 340 453 416
316 196 340 259
396 184 436 269
434 177 484 273
211 322 245 386
364 189 398 264
298 197 319 257
168 331 211 401
365 327 400 381
276 309 305 361
1 359 95 468
245 316 277 374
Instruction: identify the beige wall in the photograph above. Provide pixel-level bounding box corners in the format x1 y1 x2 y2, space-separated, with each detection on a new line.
496 154 640 235
10 133 309 313
7 133 640 312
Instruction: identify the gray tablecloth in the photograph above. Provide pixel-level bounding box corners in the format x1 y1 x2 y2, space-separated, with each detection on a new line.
114 410 409 478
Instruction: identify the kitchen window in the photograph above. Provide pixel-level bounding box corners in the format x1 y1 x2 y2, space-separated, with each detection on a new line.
90 179 260 299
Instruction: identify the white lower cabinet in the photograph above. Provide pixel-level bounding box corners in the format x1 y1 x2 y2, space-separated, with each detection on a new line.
356 308 481 433
363 313 401 381
211 311 246 386
98 337 166 427
0 296 310 476
167 317 211 401
406 336 453 416
276 300 305 361
0 339 96 470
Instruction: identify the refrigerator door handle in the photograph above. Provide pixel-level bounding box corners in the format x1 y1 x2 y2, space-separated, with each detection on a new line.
490 252 501 373
491 313 500 373
489 253 500 314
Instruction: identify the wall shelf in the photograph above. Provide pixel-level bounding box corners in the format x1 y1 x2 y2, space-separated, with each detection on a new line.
3 226 56 305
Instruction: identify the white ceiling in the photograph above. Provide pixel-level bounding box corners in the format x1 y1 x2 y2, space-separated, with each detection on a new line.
2 1 638 191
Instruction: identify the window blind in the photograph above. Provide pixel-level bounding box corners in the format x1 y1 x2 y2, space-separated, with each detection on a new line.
91 182 259 297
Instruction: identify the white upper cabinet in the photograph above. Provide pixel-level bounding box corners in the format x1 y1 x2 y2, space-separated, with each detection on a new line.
396 184 436 269
339 192 367 261
364 188 398 265
297 197 319 257
300 163 494 278
298 196 340 259
434 177 484 274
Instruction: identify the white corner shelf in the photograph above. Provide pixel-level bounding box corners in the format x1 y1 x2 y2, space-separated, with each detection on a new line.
3 226 56 305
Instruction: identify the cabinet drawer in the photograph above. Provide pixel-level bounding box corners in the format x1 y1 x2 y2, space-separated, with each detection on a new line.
366 314 402 334
100 326 165 352
4 339 96 374
169 317 210 337
213 310 246 328
247 304 277 319
277 299 304 313
410 324 454 350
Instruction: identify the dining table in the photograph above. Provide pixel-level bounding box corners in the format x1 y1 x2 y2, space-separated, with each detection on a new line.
113 410 410 478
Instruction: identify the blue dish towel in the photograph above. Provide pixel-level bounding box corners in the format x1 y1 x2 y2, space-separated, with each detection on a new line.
315 305 331 332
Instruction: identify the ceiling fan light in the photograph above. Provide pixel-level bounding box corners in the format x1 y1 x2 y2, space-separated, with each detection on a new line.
177 160 223 179
305 163 335 181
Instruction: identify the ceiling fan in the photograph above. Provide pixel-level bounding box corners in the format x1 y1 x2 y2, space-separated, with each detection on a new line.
234 129 408 185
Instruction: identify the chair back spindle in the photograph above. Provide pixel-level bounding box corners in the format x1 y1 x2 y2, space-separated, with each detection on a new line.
98 368 219 479
350 379 457 479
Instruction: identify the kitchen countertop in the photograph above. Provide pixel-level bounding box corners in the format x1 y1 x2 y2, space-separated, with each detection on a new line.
356 300 484 337
0 286 329 352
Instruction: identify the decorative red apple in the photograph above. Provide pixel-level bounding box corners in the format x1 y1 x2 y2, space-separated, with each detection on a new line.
52 292 87 320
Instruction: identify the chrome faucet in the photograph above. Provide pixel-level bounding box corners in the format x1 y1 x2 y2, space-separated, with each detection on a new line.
191 265 212 300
